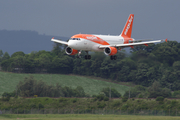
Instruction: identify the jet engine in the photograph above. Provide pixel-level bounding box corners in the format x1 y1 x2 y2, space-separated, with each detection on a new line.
65 47 78 55
104 47 117 56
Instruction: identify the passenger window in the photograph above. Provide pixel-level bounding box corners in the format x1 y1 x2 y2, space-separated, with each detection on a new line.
71 38 80 40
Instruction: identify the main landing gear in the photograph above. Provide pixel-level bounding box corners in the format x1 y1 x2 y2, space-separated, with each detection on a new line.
110 55 117 60
85 55 91 60
85 51 91 60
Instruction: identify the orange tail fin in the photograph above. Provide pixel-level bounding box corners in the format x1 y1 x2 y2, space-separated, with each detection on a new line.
120 14 134 38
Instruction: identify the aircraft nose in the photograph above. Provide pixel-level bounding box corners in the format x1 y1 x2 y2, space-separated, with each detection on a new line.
68 40 75 48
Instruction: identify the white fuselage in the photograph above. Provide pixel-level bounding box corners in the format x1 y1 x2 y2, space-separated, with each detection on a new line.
68 34 124 52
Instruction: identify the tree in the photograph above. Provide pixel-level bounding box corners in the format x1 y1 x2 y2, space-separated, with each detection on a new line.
23 55 36 73
123 85 147 98
17 76 36 97
51 56 74 74
0 50 3 63
2 52 10 61
173 61 180 70
1 59 13 71
10 56 25 72
62 86 74 97
99 58 112 78
148 81 171 98
79 60 93 75
74 86 86 97
153 42 178 66
38 53 51 71
172 90 180 98
11 51 25 58
101 87 121 98
130 44 155 53
134 63 150 86
51 43 65 57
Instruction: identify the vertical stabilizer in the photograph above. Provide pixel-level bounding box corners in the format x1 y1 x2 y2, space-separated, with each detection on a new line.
120 14 134 38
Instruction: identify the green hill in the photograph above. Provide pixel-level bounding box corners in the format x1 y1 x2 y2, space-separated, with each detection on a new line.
0 72 130 96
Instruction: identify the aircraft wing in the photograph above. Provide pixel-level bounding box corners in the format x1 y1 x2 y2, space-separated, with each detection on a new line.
51 37 68 45
99 39 164 49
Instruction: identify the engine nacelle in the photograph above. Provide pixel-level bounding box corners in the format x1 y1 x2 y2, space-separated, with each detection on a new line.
65 47 78 55
104 47 117 56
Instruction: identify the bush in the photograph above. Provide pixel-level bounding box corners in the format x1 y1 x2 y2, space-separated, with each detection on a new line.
14 95 18 99
59 97 68 102
121 103 129 110
138 94 143 98
92 95 96 98
97 102 106 108
103 96 109 101
2 96 10 101
30 104 37 109
38 103 44 109
72 98 78 103
171 100 178 107
2 91 15 97
96 94 105 101
122 97 128 102
156 96 164 101
101 87 121 98
16 76 87 98
92 94 109 101
172 90 180 98
112 101 121 107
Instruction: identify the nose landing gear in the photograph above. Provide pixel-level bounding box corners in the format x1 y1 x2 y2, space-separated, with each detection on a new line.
77 51 82 58
76 51 91 60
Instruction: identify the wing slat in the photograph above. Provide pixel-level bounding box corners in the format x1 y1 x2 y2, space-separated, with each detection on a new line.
99 40 162 49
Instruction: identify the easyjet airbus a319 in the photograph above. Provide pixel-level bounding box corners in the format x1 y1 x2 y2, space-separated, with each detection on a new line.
51 14 167 60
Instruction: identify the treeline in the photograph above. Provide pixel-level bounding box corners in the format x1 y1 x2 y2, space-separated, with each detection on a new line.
123 81 175 98
1 41 180 91
3 76 86 98
1 95 180 114
2 76 121 98
3 76 180 99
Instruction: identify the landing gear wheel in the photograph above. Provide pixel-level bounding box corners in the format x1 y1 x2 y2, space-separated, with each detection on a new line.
114 55 117 60
85 55 91 60
88 55 91 59
85 51 91 60
110 55 117 60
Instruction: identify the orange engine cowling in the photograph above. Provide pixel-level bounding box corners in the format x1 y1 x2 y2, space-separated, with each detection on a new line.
65 47 78 55
104 47 117 56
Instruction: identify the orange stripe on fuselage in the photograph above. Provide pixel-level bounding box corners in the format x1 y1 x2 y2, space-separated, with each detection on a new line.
71 34 110 45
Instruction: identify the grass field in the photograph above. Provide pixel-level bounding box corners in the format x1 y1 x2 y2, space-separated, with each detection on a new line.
0 72 130 96
0 114 180 120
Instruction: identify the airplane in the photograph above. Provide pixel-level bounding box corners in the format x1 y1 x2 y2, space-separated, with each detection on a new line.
51 14 167 60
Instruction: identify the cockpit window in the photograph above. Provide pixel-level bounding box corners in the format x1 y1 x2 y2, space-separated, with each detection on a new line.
70 38 80 40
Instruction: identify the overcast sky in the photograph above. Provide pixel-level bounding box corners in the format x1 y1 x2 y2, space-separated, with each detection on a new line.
0 0 179 41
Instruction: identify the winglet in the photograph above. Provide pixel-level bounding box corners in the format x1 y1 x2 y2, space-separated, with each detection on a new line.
52 37 54 39
165 38 168 42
